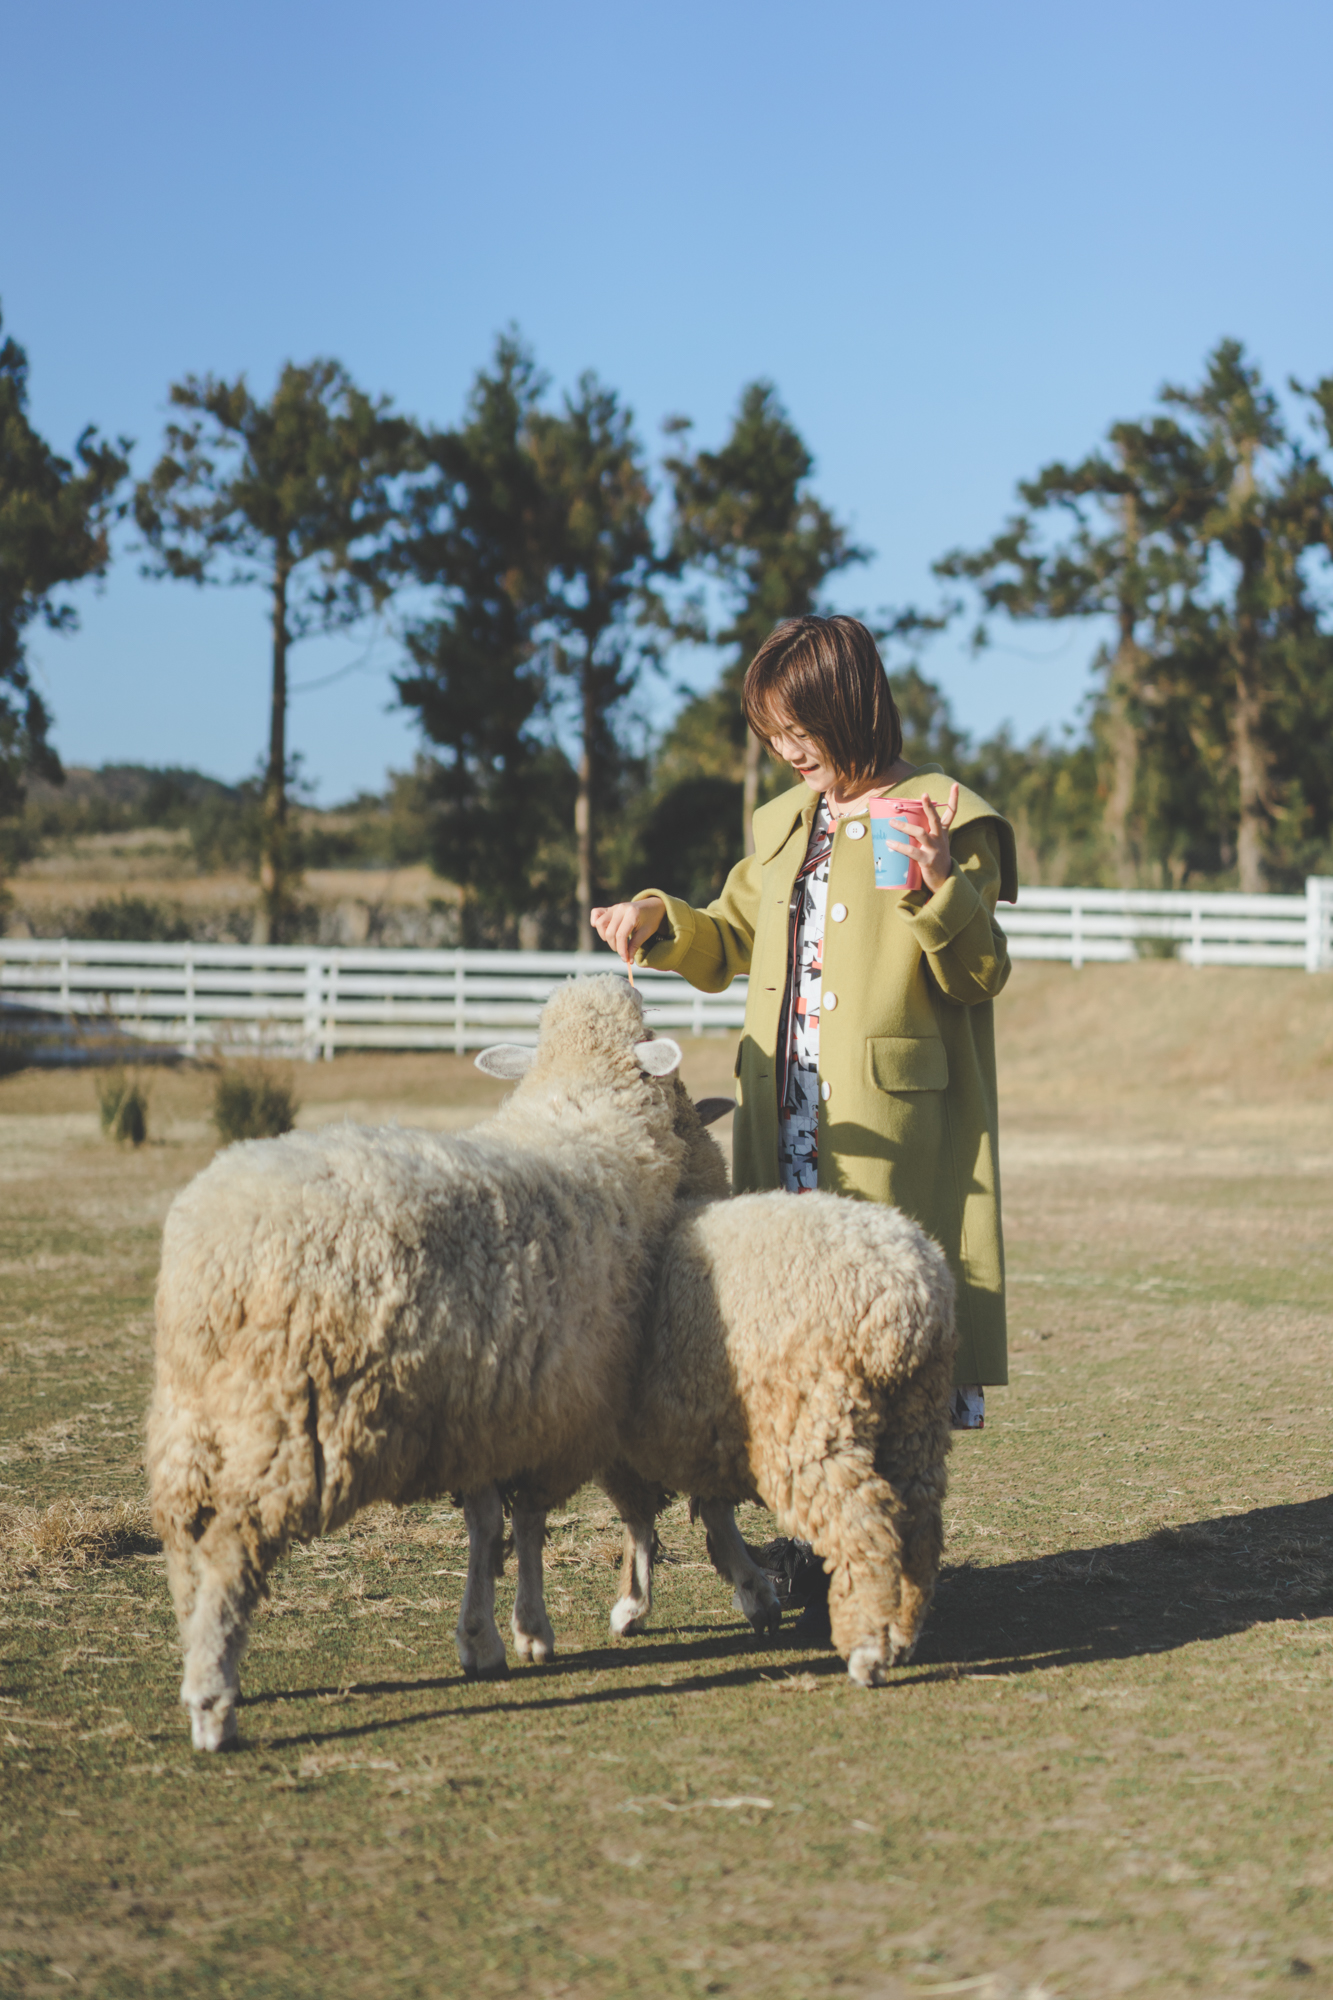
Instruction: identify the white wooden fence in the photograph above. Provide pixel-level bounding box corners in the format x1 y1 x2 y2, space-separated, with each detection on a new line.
1 878 1329 1061
1003 877 1333 972
0 944 747 1060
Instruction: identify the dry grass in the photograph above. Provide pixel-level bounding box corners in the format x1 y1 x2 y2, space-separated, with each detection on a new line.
1 966 1331 1999
0 1499 159 1583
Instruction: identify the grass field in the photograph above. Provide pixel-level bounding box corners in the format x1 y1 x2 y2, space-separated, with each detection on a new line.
2 963 1331 1999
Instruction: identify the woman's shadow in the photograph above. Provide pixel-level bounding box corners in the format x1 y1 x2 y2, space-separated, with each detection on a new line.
912 1491 1333 1679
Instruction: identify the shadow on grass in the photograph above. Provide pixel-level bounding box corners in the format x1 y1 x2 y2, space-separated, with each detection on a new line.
911 1491 1333 1681
242 1494 1333 1754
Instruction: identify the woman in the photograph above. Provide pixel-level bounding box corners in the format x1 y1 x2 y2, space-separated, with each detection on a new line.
592 613 1018 1415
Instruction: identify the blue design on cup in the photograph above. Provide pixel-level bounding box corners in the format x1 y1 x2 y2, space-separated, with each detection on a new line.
869 799 926 890
871 812 913 888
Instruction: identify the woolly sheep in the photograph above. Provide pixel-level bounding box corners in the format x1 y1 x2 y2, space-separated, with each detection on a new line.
511 1191 958 1687
456 1072 742 1666
147 976 687 1751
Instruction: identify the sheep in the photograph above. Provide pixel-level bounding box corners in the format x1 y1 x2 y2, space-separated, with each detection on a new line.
458 1072 747 1667
506 1190 958 1687
147 975 688 1751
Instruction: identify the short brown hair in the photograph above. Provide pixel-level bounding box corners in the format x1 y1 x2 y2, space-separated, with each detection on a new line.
742 615 903 789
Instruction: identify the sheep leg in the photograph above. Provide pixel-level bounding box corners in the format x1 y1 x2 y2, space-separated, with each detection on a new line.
456 1489 509 1680
175 1517 266 1752
510 1498 556 1664
698 1500 781 1637
601 1463 666 1636
610 1514 656 1637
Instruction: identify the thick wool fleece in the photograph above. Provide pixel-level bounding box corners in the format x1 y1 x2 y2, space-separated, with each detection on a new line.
613 1193 957 1666
147 977 687 1742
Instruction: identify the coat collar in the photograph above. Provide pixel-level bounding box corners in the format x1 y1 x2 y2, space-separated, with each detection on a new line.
751 782 817 864
748 766 1018 902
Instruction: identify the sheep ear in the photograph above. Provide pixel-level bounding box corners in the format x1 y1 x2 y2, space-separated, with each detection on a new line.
693 1096 735 1126
474 1044 536 1079
635 1036 682 1078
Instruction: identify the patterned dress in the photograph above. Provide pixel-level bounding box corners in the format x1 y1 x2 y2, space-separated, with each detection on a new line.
776 796 984 1431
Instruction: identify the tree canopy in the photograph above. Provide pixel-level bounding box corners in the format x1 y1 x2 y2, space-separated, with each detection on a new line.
0 306 128 842
663 382 866 850
135 359 415 939
938 341 1333 890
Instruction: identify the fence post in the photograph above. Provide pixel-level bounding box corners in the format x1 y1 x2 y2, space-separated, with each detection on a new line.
454 953 466 1057
60 941 70 1011
322 953 339 1061
693 987 704 1037
184 946 196 1055
1071 893 1083 971
1191 896 1203 968
1308 877 1333 973
302 953 322 1062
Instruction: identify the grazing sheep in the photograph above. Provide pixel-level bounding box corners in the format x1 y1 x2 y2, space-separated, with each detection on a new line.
147 976 686 1751
461 1074 740 1666
510 1191 958 1686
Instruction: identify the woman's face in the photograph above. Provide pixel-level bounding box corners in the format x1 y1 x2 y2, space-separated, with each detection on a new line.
766 713 844 797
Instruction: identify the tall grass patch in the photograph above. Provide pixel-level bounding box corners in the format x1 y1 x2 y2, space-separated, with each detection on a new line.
95 1066 150 1145
212 1059 298 1144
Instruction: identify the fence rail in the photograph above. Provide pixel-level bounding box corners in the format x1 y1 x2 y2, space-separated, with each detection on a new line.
2 878 1329 1060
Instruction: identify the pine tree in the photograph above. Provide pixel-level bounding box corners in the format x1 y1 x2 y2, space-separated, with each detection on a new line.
936 420 1205 884
0 307 127 869
135 361 414 940
394 337 572 937
530 376 659 950
664 383 865 851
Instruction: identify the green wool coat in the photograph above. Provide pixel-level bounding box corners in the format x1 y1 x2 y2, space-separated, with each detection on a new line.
636 769 1019 1386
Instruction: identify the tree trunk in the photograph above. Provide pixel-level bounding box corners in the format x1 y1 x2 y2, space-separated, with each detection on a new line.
741 725 762 857
1104 606 1142 889
254 559 292 945
575 655 595 952
1103 491 1142 888
1232 643 1268 893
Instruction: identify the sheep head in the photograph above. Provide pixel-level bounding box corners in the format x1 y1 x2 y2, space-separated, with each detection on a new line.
475 975 682 1089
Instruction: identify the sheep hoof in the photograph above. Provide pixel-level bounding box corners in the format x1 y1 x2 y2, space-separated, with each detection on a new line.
187 1695 239 1751
610 1597 648 1637
733 1583 781 1637
457 1624 509 1680
512 1618 556 1665
846 1644 889 1688
460 1654 510 1682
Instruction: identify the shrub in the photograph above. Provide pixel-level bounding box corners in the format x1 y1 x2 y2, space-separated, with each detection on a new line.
212 1062 298 1144
81 895 192 943
96 1067 149 1145
0 1030 29 1078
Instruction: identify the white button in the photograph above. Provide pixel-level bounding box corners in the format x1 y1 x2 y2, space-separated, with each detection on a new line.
823 991 837 1010
820 1081 831 1101
830 902 847 922
844 821 865 840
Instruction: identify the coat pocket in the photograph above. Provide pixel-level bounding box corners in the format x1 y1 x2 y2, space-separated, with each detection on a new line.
865 1035 949 1093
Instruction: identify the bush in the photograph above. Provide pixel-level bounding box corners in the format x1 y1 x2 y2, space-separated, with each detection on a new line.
0 1027 31 1077
96 1068 149 1146
212 1062 298 1144
81 895 192 943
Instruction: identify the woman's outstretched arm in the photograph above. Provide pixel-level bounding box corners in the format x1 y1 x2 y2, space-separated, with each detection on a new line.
593 849 765 994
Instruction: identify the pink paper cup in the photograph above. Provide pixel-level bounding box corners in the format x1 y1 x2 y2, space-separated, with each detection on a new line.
869 797 929 891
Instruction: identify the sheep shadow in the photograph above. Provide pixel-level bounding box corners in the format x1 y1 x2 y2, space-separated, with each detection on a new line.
235 1495 1332 1753
911 1492 1333 1680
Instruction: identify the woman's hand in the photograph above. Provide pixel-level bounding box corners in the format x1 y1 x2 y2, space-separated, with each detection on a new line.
590 897 666 964
887 785 960 894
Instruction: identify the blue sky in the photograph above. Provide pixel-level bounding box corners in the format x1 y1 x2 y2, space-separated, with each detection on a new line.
4 0 1332 800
